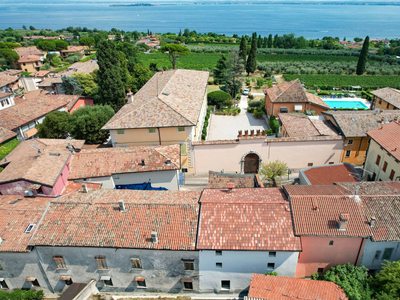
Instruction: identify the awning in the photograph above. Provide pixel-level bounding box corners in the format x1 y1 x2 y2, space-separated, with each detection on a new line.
181 278 193 283
60 276 71 281
23 128 38 138
134 277 145 282
29 184 41 190
100 276 111 281
26 277 36 282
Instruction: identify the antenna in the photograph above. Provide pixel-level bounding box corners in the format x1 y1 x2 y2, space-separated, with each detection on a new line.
30 144 42 157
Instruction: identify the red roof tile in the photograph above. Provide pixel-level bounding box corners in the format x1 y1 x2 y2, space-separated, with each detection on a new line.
335 181 400 195
248 273 348 300
30 189 201 250
290 195 371 237
367 121 400 161
283 185 348 196
302 163 361 185
68 145 180 180
61 181 102 195
18 55 41 63
0 126 17 144
197 188 302 251
0 196 50 252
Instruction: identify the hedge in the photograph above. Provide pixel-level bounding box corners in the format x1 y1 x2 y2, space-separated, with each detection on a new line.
207 91 231 108
202 108 211 140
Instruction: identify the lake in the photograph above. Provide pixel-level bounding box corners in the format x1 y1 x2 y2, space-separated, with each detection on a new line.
1 2 400 39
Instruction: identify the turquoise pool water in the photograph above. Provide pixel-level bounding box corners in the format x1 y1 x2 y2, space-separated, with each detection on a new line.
324 100 369 109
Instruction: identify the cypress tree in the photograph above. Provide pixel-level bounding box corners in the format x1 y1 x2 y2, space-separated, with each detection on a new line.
239 36 247 63
267 34 273 48
97 40 126 112
246 35 257 75
213 55 227 84
257 34 262 48
273 34 278 48
356 36 370 75
262 37 267 48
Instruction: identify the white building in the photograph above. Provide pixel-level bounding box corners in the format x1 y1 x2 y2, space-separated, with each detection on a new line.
0 92 15 111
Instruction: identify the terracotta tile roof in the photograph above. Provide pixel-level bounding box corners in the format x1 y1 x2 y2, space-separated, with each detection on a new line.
322 110 400 138
197 188 302 251
61 46 84 53
37 76 63 87
33 70 51 77
15 89 44 104
290 195 371 237
61 181 102 195
208 171 256 188
0 71 19 88
301 163 361 185
0 94 72 130
0 92 13 99
69 144 180 179
264 79 329 108
0 126 17 144
335 181 400 195
18 55 41 63
371 87 400 109
135 39 150 44
310 118 338 136
30 189 201 250
360 196 400 242
59 60 99 77
0 139 84 187
0 196 50 252
283 185 349 196
367 121 400 161
248 273 348 300
279 113 319 136
15 46 45 58
103 69 209 130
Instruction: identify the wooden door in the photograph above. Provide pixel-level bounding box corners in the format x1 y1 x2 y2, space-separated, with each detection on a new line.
244 153 259 174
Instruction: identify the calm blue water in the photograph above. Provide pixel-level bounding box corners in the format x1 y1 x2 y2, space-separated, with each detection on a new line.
1 2 400 38
324 100 369 109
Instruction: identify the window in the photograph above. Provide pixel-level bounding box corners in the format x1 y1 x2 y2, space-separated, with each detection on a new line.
329 241 334 246
25 223 35 233
317 268 324 275
280 107 288 113
382 248 394 260
100 276 113 286
180 143 187 155
181 168 188 173
61 276 73 285
215 250 222 256
135 277 146 288
376 155 381 166
183 281 193 290
116 129 125 135
269 252 276 257
182 260 194 271
53 256 67 269
389 170 395 181
177 127 185 132
52 86 55 90
308 163 313 167
32 279 40 287
216 262 222 268
94 256 108 270
148 128 156 134
372 172 376 181
294 104 302 111
221 280 230 290
23 63 26 66
387 103 390 109
383 161 388 172
0 279 8 290
379 98 382 104
374 250 381 260
345 150 351 157
267 263 275 270
347 139 354 145
329 162 334 164
130 257 142 269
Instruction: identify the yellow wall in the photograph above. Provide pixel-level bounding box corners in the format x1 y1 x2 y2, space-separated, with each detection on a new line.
374 97 398 110
341 137 370 164
19 61 41 73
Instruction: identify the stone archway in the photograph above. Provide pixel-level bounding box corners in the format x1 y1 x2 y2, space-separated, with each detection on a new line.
241 151 262 174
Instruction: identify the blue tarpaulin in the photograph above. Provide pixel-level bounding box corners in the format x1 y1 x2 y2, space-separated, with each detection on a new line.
115 182 167 191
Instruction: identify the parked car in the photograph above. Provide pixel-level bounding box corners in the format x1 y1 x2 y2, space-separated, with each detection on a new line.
243 88 249 96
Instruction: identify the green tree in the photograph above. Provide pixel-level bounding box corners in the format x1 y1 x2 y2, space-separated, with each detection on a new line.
262 37 267 48
36 40 55 52
273 34 278 48
0 49 19 66
36 111 71 139
213 55 227 85
238 36 247 63
370 261 400 299
70 105 115 144
96 40 126 112
257 34 262 48
54 40 68 51
114 33 122 43
183 28 190 37
160 44 190 69
246 34 257 75
207 90 231 108
29 25 36 30
22 25 27 30
356 36 370 75
259 160 288 187
222 50 244 98
61 76 83 95
267 34 273 48
79 37 95 54
129 64 153 93
72 72 97 96
354 37 363 42
256 78 265 89
314 263 373 300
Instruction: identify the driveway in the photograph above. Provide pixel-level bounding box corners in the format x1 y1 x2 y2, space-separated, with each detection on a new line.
207 95 269 140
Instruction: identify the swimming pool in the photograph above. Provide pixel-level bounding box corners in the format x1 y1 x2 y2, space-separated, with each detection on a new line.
324 100 369 109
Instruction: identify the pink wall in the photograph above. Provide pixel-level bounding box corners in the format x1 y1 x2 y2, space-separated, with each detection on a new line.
193 138 343 174
69 97 94 114
295 236 365 278
50 155 72 195
0 180 33 196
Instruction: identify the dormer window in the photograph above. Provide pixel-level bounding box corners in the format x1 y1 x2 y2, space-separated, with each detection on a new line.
25 223 35 233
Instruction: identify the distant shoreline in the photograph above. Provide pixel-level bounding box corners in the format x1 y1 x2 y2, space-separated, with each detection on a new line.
110 1 400 7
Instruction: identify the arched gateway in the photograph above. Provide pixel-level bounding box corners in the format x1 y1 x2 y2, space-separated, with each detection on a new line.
241 151 262 174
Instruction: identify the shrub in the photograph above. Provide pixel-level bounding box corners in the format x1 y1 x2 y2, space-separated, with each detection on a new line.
207 90 231 108
269 115 280 133
266 128 274 136
248 94 254 100
223 100 233 108
248 100 262 108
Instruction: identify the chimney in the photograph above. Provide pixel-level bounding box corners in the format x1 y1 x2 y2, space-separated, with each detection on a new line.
126 89 134 104
118 200 126 212
82 183 88 193
370 216 376 228
256 129 261 136
338 213 349 230
227 182 235 192
151 231 158 244
238 130 242 138
250 130 254 137
244 130 249 137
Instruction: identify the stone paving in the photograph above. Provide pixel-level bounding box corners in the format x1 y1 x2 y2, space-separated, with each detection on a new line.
207 96 269 141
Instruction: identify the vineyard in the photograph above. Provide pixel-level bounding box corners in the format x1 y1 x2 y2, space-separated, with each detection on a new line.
257 54 358 63
283 74 400 89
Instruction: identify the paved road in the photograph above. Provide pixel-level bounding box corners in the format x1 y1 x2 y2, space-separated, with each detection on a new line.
207 95 268 140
